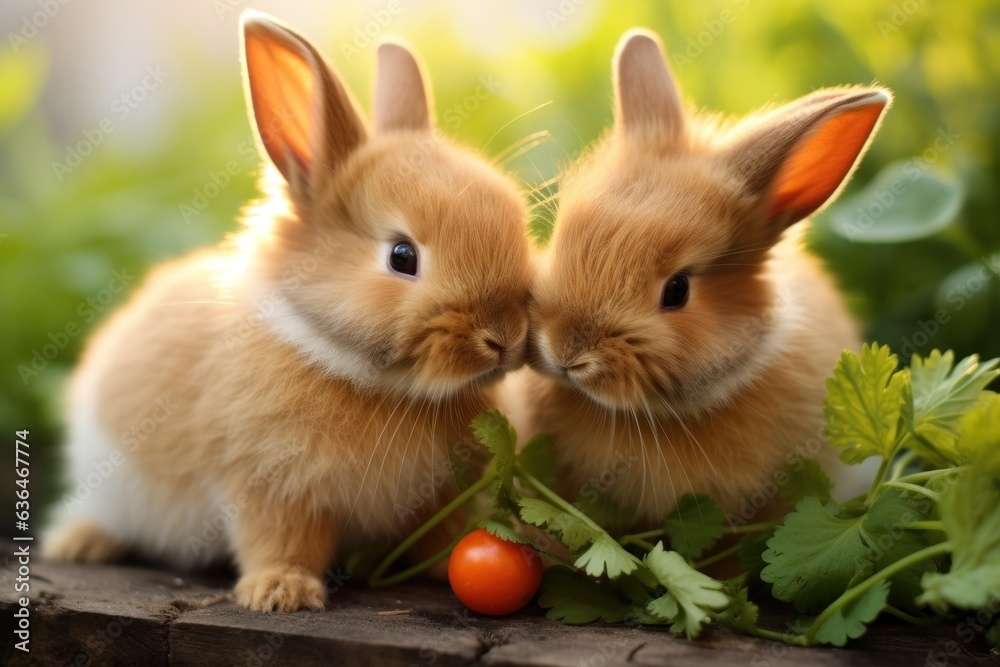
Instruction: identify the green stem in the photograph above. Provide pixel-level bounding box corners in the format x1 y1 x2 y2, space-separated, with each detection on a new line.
728 522 776 535
802 540 952 644
371 534 461 588
881 481 940 501
619 528 664 544
908 520 945 532
517 467 606 535
893 466 963 485
883 605 941 625
692 542 743 570
865 457 891 506
889 450 919 481
623 537 657 552
716 617 808 646
368 472 494 587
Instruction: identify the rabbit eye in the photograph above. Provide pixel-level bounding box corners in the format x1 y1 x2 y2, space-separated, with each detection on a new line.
661 274 689 310
388 241 418 276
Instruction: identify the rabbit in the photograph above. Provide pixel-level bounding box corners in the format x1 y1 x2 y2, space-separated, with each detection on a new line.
502 28 890 531
42 11 534 612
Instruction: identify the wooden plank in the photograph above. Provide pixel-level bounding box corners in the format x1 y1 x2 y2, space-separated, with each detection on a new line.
0 543 995 666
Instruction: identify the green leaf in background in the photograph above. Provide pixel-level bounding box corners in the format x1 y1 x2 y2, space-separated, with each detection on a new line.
0 46 47 134
643 543 730 639
824 344 907 463
824 161 963 244
919 469 1000 613
663 494 725 561
902 350 1000 467
932 260 995 349
810 579 891 647
517 433 556 490
537 566 630 624
779 459 835 506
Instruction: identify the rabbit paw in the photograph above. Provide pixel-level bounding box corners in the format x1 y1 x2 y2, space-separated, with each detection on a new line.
43 520 125 563
235 566 326 612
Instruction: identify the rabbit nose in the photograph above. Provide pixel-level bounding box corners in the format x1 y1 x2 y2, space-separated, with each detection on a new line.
482 336 507 365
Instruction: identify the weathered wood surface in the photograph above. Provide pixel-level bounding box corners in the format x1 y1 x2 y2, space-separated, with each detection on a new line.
0 542 995 666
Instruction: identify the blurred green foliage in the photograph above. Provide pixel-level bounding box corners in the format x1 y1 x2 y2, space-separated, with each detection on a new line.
1 1 998 517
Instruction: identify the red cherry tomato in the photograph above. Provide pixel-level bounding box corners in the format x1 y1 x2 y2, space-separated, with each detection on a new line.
448 528 543 615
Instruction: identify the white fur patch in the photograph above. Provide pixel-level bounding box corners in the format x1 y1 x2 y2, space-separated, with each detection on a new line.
264 296 378 386
51 374 228 569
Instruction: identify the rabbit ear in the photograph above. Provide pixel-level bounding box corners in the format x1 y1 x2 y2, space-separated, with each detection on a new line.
613 28 685 144
727 87 892 230
240 11 367 197
374 39 433 133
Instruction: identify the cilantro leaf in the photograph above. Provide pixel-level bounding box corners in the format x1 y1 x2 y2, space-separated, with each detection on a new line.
919 468 1000 613
780 458 834 506
957 392 1000 475
478 518 528 544
517 497 596 551
472 411 519 511
518 497 641 579
518 433 556 490
664 494 725 561
763 489 939 614
824 344 907 464
715 585 760 635
810 579 890 646
762 497 874 613
902 350 1000 467
574 534 642 579
537 566 630 624
644 542 730 638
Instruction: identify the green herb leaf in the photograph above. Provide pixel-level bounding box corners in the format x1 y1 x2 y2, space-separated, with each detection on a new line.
824 344 907 463
472 410 519 512
715 585 761 635
575 534 642 579
957 392 1000 475
810 579 891 646
644 542 730 638
664 494 725 561
903 350 1000 467
478 518 528 544
919 469 1000 613
537 566 630 624
517 497 596 551
763 488 940 614
780 458 835 506
762 497 874 613
518 433 556 490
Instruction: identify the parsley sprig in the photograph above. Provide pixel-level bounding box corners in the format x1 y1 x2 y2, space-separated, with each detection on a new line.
368 344 1000 651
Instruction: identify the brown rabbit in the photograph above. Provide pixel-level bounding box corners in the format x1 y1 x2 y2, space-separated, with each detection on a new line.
503 28 890 528
43 11 533 612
